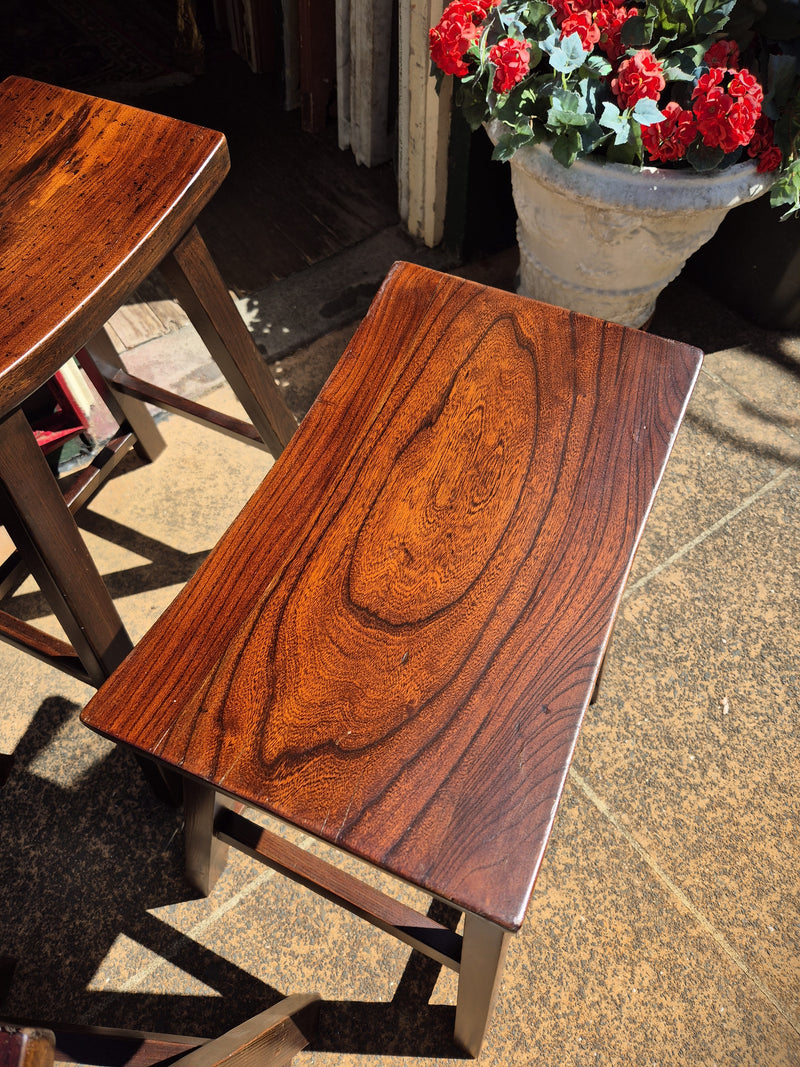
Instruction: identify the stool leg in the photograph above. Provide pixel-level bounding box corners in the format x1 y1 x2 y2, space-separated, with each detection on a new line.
0 409 185 806
0 408 133 686
159 226 298 457
79 330 167 464
183 779 233 895
453 913 511 1058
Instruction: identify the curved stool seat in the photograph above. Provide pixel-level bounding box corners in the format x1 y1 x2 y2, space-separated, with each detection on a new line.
0 76 297 689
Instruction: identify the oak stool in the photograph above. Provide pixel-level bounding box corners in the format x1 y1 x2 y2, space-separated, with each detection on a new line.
0 76 297 691
82 263 702 1056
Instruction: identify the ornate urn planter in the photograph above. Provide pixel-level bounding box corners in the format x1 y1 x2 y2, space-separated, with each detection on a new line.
489 123 774 328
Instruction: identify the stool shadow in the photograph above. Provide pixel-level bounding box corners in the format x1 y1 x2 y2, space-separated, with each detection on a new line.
2 510 210 622
0 696 467 1059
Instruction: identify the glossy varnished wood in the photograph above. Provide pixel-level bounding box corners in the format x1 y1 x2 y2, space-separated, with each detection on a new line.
82 263 702 932
0 76 229 420
0 76 296 697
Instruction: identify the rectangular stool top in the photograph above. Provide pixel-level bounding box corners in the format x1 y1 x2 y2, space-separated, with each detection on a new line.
82 263 702 930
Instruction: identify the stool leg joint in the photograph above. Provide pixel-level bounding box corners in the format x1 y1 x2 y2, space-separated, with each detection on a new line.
183 779 233 895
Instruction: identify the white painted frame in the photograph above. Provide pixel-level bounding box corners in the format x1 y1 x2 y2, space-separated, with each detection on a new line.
398 0 451 247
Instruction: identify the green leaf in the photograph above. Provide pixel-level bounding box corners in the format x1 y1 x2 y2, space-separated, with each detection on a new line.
548 105 592 126
586 53 613 77
770 162 800 218
495 82 536 124
552 126 582 167
632 97 667 126
542 31 587 75
581 121 612 155
547 87 593 129
553 87 586 113
491 127 538 161
521 0 553 25
527 40 543 69
695 0 737 36
685 140 726 171
455 83 490 131
662 44 706 79
599 101 632 145
606 141 639 164
620 15 649 49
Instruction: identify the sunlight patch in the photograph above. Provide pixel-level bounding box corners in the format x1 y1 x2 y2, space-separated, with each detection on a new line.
27 722 113 789
88 934 222 996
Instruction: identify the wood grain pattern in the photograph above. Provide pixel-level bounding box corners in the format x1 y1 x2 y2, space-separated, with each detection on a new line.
0 76 228 420
82 263 702 930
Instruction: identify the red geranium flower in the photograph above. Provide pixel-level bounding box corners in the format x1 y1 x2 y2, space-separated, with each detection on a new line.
489 37 532 93
560 9 601 50
757 145 784 172
641 101 697 162
429 0 492 77
704 39 740 69
694 66 725 99
551 0 593 20
748 115 783 172
729 69 763 107
692 65 763 154
611 50 666 109
554 0 634 59
595 3 637 62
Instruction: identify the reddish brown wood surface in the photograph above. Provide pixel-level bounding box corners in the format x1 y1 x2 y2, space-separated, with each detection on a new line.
0 1026 54 1067
0 76 228 419
82 263 702 930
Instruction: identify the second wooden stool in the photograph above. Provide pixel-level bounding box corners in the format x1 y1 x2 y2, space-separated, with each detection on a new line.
0 75 297 689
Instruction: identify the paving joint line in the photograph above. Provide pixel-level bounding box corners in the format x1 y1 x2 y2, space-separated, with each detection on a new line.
569 767 800 1036
624 464 797 600
84 865 278 1009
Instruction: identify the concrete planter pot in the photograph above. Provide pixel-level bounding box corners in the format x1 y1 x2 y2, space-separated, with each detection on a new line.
488 123 773 327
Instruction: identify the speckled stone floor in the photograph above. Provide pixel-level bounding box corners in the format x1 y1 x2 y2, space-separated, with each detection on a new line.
0 253 798 1066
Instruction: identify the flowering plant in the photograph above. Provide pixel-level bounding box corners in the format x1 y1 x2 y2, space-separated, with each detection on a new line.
430 0 800 216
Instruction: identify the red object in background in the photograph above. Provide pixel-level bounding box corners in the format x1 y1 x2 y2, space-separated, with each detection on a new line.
30 369 89 454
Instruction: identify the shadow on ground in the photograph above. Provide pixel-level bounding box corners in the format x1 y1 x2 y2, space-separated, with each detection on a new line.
0 695 468 1058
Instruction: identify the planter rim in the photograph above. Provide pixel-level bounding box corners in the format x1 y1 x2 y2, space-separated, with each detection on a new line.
486 120 773 214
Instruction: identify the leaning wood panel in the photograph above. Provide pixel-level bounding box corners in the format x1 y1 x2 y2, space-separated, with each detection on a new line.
83 262 702 931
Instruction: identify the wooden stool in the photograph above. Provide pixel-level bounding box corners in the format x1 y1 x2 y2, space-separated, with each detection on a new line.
0 76 297 689
1 994 319 1067
82 264 702 1057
